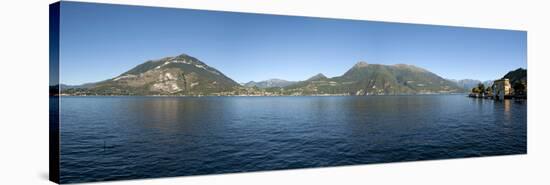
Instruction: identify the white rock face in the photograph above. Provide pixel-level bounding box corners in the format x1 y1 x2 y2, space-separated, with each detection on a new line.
164 73 176 80
152 58 221 76
151 81 181 93
113 74 137 81
171 83 181 91
149 71 183 93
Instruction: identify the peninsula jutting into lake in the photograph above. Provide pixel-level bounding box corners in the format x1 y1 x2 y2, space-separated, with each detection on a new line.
51 1 527 184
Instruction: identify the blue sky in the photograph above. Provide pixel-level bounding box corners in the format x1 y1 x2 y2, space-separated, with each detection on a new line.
59 2 526 85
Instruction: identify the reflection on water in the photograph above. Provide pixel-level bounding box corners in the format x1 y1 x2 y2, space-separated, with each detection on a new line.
141 99 180 131
503 100 512 124
59 95 527 183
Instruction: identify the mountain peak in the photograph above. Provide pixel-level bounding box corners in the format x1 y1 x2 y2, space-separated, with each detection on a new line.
266 78 285 82
354 61 369 68
307 73 327 81
176 53 190 58
394 63 410 67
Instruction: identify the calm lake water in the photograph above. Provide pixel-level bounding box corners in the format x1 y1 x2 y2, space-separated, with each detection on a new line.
58 95 526 183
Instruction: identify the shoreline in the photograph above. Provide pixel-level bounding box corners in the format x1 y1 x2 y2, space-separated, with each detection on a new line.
53 93 468 98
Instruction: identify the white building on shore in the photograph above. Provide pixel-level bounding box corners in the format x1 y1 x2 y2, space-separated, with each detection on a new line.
493 78 511 100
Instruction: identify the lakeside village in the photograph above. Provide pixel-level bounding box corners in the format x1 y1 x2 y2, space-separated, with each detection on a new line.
468 78 527 100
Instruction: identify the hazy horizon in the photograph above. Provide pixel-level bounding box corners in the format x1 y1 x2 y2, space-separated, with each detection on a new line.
58 2 526 85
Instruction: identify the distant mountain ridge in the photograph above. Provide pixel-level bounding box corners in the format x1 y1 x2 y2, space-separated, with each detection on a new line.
243 79 296 88
59 83 96 91
455 79 482 90
61 53 471 96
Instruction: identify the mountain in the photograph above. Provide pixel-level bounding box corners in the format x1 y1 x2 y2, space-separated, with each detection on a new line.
61 54 466 96
243 79 296 88
283 62 464 95
502 68 527 86
306 73 328 81
455 79 482 90
59 83 96 91
62 53 241 95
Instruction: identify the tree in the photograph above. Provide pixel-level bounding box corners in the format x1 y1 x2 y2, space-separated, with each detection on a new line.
513 83 526 95
476 83 485 95
472 87 480 94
